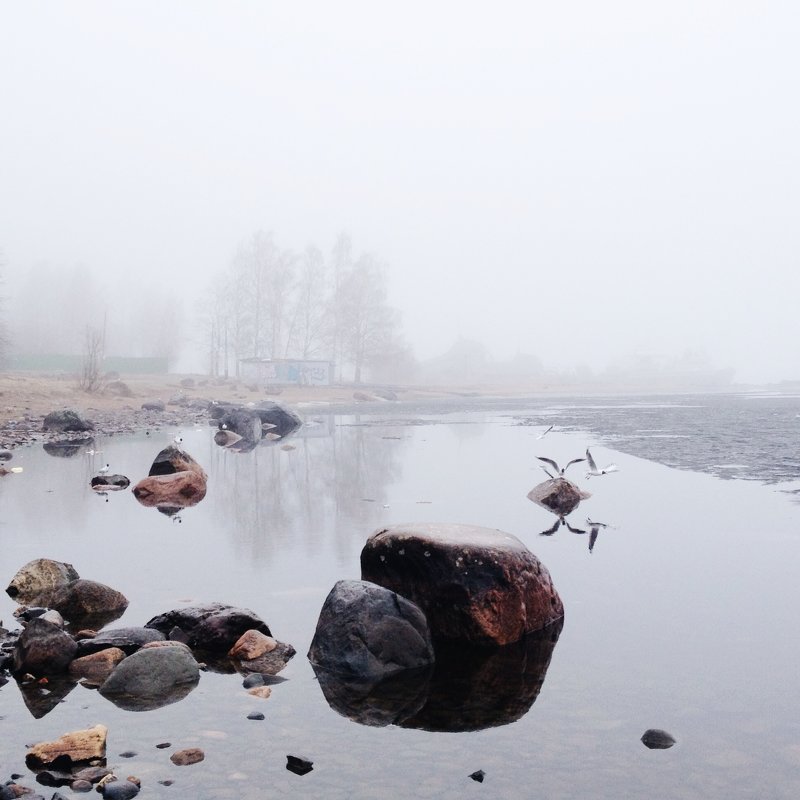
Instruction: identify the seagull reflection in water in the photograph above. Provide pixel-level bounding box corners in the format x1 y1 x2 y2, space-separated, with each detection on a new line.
539 517 613 553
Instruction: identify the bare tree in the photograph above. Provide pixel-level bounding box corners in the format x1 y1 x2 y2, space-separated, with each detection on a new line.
338 253 401 383
285 244 328 359
79 325 104 392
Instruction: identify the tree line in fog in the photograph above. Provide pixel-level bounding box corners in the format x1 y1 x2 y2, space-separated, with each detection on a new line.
199 232 412 382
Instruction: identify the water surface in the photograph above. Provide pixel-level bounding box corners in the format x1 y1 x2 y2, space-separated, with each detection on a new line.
1 398 799 798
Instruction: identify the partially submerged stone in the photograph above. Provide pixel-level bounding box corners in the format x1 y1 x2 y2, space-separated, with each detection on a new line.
76 627 165 656
13 617 78 676
361 523 564 646
147 445 206 478
308 579 435 679
25 724 107 769
527 477 589 517
145 603 271 652
42 409 95 433
132 472 207 509
641 728 677 749
90 474 130 491
229 630 277 660
170 748 204 766
6 558 80 604
69 647 127 685
99 646 200 712
37 579 129 626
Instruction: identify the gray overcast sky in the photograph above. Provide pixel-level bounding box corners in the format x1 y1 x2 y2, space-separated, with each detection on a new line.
1 1 798 382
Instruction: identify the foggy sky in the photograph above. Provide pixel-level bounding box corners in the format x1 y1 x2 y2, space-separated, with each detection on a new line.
1 1 799 382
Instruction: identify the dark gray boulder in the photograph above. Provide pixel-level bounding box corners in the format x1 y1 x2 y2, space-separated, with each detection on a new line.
99 646 200 711
361 523 564 646
308 580 435 680
141 400 166 412
101 780 140 799
147 445 206 477
252 401 302 438
76 627 166 656
90 474 130 490
641 728 677 749
144 603 271 652
217 409 262 446
42 409 94 433
13 618 78 676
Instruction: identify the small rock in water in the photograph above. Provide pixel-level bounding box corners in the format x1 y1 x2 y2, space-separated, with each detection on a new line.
70 779 93 792
469 769 486 783
101 779 141 799
242 673 266 689
119 750 137 758
170 747 205 766
247 686 272 699
641 728 677 749
286 754 313 775
155 742 171 749
247 711 265 720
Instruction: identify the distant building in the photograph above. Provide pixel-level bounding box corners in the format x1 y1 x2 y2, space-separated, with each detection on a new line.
239 358 333 386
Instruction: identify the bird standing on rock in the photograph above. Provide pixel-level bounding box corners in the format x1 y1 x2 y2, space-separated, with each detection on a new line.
98 463 110 475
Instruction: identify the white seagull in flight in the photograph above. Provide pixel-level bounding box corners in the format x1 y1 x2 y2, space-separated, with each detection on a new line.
585 448 619 477
537 455 585 479
536 425 554 440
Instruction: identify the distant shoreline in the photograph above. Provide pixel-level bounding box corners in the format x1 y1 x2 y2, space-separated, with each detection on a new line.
0 370 788 452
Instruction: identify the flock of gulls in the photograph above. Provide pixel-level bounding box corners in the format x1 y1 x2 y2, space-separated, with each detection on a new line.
537 448 619 480
536 424 619 552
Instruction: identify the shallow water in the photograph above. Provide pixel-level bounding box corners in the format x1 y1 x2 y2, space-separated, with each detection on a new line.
1 398 800 798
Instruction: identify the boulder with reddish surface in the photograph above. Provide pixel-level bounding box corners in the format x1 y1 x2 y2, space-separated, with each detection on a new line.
133 445 208 509
527 478 589 517
144 603 271 653
132 472 207 508
361 523 564 646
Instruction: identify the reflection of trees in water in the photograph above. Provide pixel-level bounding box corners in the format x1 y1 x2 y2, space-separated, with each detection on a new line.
211 418 405 565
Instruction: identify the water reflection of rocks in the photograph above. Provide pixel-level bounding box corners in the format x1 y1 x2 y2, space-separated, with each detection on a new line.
211 414 404 565
313 620 563 732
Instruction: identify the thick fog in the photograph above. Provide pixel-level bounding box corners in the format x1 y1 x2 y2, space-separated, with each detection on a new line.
1 1 798 384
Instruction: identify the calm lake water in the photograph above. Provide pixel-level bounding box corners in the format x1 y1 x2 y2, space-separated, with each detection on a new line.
1 393 799 799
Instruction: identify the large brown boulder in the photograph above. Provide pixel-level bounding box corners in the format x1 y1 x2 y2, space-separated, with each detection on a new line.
361 523 564 646
132 471 207 508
